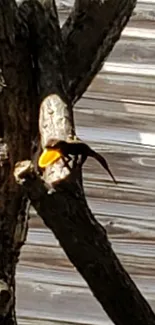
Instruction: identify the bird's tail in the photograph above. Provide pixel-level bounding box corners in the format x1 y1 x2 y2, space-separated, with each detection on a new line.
90 150 117 184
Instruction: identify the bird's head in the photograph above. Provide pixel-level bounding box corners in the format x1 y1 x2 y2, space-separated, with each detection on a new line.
46 139 66 151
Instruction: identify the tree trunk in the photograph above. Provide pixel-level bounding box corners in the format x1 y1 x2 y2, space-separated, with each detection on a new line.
1 0 155 325
0 0 37 322
15 163 155 325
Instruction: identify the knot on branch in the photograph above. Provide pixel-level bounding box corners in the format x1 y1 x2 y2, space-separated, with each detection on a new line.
14 160 35 184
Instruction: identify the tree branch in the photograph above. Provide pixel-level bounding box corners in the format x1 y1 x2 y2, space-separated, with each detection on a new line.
15 4 155 325
18 0 67 101
18 0 77 186
18 0 76 144
62 0 137 103
2 1 153 324
14 162 155 325
0 0 37 321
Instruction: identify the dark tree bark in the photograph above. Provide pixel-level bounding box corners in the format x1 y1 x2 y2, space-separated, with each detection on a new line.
0 0 37 323
61 0 136 103
1 0 155 325
14 163 155 325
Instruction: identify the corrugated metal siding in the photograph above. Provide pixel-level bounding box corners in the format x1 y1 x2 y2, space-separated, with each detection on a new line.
17 2 155 325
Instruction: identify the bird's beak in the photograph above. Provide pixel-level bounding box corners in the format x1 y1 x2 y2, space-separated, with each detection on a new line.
38 148 62 168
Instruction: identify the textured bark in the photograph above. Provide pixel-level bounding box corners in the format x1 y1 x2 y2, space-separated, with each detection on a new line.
62 0 136 103
2 0 154 325
18 0 68 102
18 0 76 183
14 163 155 325
0 0 36 323
0 0 72 322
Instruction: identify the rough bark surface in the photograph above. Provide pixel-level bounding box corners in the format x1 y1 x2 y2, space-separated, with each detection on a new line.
14 163 155 325
62 0 136 103
0 0 36 322
1 0 154 325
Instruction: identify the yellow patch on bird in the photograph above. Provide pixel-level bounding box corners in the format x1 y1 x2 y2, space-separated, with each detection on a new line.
38 148 62 168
